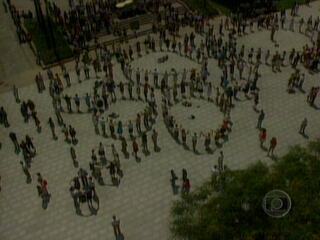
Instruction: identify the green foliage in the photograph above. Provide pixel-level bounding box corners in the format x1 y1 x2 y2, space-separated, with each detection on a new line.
170 143 320 240
308 140 320 159
215 0 308 11
183 0 223 16
277 0 306 10
24 18 73 65
130 20 140 30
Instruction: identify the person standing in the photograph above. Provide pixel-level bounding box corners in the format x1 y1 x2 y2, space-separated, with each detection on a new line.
63 68 71 87
0 107 9 127
39 177 51 208
70 146 77 164
257 110 265 129
78 168 89 188
86 183 93 209
9 132 20 153
182 168 188 182
112 215 122 238
192 133 197 153
182 178 190 194
32 112 42 133
127 81 133 99
117 121 123 138
74 94 81 113
141 132 148 153
85 93 91 112
106 160 117 184
64 94 72 112
25 135 36 155
100 117 107 137
48 117 57 140
132 138 139 160
20 160 32 183
259 128 267 148
55 108 64 126
62 124 70 142
128 120 134 138
153 68 159 88
84 64 90 79
299 118 308 135
70 186 81 215
218 151 224 173
69 125 77 144
75 64 81 83
170 169 179 194
121 137 128 156
151 129 158 152
268 137 277 157
13 85 20 103
136 114 141 134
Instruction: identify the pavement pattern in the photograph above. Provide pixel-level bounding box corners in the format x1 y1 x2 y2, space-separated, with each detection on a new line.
1 1 320 240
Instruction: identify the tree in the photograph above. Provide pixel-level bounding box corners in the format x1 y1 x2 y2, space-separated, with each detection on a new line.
170 143 320 239
33 0 52 49
33 0 45 30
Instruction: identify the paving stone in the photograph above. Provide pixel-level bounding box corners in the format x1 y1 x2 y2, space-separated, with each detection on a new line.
1 1 320 240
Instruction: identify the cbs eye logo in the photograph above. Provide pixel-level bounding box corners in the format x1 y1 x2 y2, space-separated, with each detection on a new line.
262 190 292 218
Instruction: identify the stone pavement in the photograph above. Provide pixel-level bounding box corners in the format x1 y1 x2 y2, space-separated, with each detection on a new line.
1 1 320 240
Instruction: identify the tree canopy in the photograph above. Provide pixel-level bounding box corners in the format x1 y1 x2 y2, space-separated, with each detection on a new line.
170 141 320 240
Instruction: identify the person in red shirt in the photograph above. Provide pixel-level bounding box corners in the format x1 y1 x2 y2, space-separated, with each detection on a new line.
259 129 267 148
182 178 190 194
268 137 277 156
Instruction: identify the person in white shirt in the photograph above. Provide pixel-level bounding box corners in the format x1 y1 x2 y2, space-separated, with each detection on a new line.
211 165 220 181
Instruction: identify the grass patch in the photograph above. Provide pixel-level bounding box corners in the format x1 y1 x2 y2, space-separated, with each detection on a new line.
183 0 224 16
24 18 73 65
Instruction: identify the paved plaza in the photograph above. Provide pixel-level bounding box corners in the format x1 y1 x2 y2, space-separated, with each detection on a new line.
1 1 320 240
